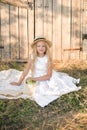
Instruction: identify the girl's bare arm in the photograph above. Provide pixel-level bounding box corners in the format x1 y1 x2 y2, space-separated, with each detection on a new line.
10 59 31 86
27 63 52 81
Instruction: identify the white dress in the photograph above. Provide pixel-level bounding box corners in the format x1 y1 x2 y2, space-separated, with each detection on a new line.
0 55 81 107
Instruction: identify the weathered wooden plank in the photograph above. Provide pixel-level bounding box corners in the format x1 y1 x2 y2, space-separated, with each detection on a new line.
0 3 10 60
35 0 44 36
0 40 4 60
80 0 83 60
76 0 81 60
0 0 85 62
71 0 81 60
81 0 87 60
62 0 71 61
44 0 53 57
53 0 62 61
44 0 52 38
19 7 28 59
27 0 34 58
0 0 28 8
10 5 19 60
83 39 87 60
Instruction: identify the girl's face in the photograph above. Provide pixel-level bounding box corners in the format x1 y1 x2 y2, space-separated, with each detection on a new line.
36 41 46 56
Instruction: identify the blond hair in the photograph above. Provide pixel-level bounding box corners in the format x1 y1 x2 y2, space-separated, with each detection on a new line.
30 41 52 76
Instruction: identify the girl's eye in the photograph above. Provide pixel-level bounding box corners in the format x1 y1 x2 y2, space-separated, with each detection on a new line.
37 45 45 47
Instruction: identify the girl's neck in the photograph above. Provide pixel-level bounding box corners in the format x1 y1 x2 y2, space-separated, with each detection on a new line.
38 54 45 57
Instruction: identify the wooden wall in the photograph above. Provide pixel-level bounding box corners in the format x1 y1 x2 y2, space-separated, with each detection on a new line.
0 0 85 62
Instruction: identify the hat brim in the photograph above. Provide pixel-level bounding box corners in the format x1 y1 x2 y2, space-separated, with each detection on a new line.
31 38 52 48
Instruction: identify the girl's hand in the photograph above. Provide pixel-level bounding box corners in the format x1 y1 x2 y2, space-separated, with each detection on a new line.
10 82 21 86
26 77 32 81
26 77 36 84
26 77 32 84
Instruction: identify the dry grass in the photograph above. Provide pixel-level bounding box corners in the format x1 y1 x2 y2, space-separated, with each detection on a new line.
53 60 87 130
57 112 87 130
0 60 87 130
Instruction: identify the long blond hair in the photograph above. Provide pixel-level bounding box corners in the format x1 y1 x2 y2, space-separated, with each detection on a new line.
30 41 52 76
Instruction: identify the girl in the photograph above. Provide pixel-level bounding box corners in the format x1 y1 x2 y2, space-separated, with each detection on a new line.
0 37 81 107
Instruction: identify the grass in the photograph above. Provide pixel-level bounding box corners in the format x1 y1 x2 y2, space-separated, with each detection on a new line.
0 60 87 130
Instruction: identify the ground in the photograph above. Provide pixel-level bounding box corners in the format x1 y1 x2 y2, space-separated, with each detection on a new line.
0 60 87 130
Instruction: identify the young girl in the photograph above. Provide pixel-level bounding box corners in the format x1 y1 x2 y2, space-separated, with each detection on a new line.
0 37 81 107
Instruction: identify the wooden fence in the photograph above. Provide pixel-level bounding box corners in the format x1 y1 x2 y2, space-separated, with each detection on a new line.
0 0 87 62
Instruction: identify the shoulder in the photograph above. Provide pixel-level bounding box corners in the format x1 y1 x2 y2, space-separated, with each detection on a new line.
26 54 34 65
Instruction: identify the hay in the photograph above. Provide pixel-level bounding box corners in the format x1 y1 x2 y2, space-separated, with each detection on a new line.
58 113 87 130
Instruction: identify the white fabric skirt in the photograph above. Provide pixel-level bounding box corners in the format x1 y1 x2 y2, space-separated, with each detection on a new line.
0 69 81 107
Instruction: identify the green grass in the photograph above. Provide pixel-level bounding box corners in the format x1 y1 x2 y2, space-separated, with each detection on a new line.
0 61 87 130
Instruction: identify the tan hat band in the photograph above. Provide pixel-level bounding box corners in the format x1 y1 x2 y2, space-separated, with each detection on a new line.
31 37 52 48
34 37 45 42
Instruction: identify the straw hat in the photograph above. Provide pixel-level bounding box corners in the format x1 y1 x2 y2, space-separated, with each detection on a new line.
31 36 52 48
